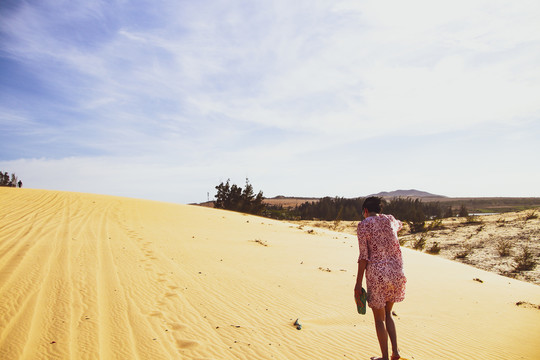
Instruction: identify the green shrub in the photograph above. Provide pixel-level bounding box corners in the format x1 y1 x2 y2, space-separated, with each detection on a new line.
455 245 473 259
496 238 512 257
465 215 482 224
513 246 537 272
426 242 441 254
412 235 427 251
524 210 538 221
408 220 426 234
333 206 343 230
427 218 445 231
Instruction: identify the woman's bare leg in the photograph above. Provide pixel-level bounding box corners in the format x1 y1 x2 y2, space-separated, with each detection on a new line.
371 307 389 360
384 302 400 359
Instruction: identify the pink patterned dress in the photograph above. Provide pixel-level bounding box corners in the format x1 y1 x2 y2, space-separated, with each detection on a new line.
357 214 406 309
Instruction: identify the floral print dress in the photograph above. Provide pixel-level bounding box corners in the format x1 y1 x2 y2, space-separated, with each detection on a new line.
357 214 406 309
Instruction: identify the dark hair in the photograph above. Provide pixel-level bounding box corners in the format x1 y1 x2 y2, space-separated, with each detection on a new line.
362 196 382 213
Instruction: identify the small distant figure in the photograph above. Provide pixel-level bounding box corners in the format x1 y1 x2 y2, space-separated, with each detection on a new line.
18 180 22 188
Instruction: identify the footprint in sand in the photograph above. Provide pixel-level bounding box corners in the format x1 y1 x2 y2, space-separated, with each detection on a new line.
169 322 187 330
175 338 200 349
149 311 163 317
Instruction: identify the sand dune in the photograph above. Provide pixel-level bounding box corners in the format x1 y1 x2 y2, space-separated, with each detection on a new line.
1 188 539 359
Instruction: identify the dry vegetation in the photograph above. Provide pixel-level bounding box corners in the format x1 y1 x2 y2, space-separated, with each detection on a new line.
292 209 540 285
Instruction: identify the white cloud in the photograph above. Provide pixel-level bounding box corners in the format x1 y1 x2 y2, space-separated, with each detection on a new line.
1 0 539 200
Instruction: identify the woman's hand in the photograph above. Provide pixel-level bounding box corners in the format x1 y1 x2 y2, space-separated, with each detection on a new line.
354 280 363 292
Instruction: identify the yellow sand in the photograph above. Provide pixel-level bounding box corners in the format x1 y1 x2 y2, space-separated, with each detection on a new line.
0 188 539 360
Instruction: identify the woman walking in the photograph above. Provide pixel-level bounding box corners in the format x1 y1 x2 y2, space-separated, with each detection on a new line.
355 197 406 360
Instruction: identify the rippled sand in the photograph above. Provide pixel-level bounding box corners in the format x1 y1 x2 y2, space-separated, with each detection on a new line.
1 188 539 359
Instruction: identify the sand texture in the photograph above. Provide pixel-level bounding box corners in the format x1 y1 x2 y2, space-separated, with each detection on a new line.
1 188 539 359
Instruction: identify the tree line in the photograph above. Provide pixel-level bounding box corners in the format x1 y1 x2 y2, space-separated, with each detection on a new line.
212 179 469 230
283 196 461 223
0 171 22 187
214 178 265 215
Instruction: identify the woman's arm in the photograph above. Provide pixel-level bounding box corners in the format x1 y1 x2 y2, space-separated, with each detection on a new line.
356 221 368 290
355 259 368 291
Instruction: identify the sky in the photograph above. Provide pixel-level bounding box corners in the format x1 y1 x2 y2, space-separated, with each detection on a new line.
1 0 539 204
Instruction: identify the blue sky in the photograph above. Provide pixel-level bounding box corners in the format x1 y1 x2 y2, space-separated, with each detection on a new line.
1 0 539 204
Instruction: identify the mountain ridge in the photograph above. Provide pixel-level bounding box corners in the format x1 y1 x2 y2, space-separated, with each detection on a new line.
369 189 446 198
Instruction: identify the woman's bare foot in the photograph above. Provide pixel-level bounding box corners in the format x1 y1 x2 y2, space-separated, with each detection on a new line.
370 354 400 360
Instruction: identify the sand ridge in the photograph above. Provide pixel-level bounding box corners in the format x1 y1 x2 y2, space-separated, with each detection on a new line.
1 188 539 359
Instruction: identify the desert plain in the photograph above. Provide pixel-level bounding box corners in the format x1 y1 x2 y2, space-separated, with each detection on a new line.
1 188 539 359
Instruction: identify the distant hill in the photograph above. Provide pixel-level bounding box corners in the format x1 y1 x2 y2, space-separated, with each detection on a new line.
369 189 446 198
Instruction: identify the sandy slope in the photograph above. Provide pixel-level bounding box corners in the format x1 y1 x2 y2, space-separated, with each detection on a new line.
0 188 539 360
